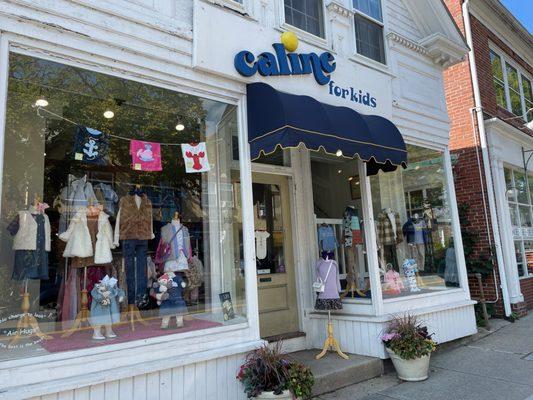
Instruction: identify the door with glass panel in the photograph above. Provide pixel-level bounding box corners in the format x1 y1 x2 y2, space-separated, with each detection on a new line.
252 173 298 338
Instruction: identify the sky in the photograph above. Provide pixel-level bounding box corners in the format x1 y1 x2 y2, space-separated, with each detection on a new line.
500 0 533 33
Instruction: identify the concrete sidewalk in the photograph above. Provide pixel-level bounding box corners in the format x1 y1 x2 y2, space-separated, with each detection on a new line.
315 313 533 400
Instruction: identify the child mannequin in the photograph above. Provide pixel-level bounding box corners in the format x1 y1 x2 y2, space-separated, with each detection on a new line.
158 269 188 329
89 275 125 339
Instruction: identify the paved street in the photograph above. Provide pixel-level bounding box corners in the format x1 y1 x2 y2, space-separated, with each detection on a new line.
316 314 533 400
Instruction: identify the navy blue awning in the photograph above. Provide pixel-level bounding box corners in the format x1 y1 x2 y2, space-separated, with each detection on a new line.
247 83 407 175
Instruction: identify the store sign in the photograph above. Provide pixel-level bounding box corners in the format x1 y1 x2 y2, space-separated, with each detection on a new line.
234 43 336 85
328 80 377 109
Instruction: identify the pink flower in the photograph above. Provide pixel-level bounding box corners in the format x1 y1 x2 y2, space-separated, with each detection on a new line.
382 333 399 342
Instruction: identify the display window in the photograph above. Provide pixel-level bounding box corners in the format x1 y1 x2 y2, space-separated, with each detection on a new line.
369 145 460 298
311 151 371 302
0 53 246 360
504 166 533 278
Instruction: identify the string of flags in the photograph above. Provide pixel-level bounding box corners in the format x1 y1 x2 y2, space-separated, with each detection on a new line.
41 107 211 173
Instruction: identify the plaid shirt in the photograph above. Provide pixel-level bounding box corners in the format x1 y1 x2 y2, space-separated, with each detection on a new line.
377 212 404 246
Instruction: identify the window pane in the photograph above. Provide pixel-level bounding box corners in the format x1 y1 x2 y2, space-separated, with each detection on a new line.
514 171 528 203
515 241 526 277
354 14 385 64
490 51 504 81
519 205 532 227
493 79 507 109
353 0 382 21
506 64 520 92
370 145 460 298
0 53 246 361
509 204 519 227
284 0 324 38
510 89 523 116
522 76 533 103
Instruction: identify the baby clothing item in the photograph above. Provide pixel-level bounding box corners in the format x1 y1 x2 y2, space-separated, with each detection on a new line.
315 258 343 310
317 225 337 252
383 269 404 295
130 140 162 171
158 272 188 317
181 143 210 173
93 183 119 217
254 230 270 260
8 207 51 280
56 175 98 234
59 208 115 265
89 275 125 327
73 126 109 165
156 223 192 271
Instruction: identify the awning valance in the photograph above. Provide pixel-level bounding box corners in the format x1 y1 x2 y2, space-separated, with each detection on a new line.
247 83 407 175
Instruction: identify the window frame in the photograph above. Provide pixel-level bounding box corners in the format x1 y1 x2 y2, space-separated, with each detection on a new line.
281 0 327 42
489 44 533 122
351 0 387 65
504 165 533 279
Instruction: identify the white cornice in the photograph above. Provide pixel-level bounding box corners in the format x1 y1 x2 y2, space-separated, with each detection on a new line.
484 117 533 149
388 31 466 68
326 1 354 18
387 32 428 56
419 33 468 68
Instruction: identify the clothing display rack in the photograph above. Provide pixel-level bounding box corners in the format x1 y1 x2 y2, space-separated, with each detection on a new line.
62 266 90 337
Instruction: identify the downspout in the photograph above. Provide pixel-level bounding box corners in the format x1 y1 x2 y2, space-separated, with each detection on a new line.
462 0 511 316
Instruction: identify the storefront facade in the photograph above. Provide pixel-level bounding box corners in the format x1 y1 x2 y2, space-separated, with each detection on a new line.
0 1 474 399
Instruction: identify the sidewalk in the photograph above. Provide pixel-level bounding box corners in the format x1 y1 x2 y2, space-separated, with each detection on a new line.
315 313 533 400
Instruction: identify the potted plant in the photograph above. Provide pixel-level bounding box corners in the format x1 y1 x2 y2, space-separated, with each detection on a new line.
237 344 314 399
381 314 437 381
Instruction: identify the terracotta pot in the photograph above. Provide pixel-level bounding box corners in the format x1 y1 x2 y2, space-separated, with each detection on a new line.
386 348 431 381
255 390 293 399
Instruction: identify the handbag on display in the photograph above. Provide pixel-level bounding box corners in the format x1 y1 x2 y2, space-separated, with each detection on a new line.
155 225 183 264
313 260 333 293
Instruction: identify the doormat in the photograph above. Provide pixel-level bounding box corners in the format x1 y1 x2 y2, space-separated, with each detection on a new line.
40 317 221 353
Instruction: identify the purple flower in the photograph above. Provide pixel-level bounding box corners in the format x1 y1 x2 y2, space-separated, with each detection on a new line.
382 333 399 342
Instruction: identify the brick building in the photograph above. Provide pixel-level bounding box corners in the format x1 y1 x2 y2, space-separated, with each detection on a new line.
444 0 533 316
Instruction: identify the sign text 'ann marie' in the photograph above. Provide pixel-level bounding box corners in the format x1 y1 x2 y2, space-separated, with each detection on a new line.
233 33 336 86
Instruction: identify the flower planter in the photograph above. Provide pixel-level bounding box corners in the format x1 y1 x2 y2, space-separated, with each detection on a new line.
386 348 431 382
255 390 293 399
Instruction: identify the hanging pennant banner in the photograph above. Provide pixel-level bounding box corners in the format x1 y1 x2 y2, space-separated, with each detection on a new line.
181 143 210 173
73 126 109 165
130 140 162 171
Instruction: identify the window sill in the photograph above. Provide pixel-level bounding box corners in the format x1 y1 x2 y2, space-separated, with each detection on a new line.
276 23 331 53
0 321 255 397
349 53 395 77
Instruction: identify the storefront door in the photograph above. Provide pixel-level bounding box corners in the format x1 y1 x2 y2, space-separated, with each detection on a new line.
252 173 299 338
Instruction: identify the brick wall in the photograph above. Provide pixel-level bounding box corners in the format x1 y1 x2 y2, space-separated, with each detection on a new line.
521 277 533 310
443 0 500 312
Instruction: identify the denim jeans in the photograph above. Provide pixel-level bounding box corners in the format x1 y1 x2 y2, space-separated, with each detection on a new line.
123 239 148 304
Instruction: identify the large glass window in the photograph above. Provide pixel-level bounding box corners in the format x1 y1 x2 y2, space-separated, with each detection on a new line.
504 166 533 278
353 0 385 64
490 48 533 121
311 152 371 302
370 145 459 298
0 53 246 360
284 0 325 38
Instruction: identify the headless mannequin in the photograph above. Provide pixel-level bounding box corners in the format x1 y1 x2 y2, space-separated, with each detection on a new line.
161 211 185 329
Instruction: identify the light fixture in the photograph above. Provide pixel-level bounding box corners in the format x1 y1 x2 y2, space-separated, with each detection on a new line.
348 176 354 181
336 150 343 157
35 98 49 107
103 110 115 119
337 169 342 174
355 181 360 186
175 123 185 131
415 165 420 170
